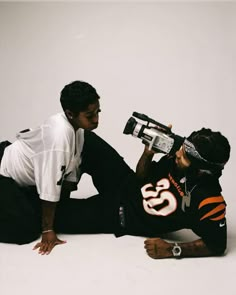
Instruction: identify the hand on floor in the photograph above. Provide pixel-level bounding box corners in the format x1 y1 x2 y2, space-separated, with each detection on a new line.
33 230 66 255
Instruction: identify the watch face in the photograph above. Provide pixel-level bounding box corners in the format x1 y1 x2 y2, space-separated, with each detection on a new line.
172 244 182 257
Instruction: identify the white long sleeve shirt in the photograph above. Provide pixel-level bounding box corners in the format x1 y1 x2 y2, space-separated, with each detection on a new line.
0 113 84 202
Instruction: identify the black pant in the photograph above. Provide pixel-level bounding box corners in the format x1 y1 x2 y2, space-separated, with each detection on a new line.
0 177 41 244
0 132 134 244
0 141 40 244
55 131 134 235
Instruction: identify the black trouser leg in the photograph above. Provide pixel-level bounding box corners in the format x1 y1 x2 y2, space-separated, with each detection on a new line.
0 177 41 244
55 194 119 234
55 131 136 235
81 131 134 196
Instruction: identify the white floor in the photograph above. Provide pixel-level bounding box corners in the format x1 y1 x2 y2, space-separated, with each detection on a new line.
0 233 235 295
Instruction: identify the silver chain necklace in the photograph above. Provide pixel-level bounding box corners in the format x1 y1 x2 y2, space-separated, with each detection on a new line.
180 176 197 212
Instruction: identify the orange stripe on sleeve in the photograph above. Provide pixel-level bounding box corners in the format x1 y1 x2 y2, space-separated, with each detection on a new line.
198 196 224 209
200 203 226 221
210 212 226 221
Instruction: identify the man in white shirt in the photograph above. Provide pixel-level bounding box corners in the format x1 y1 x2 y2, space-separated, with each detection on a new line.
0 81 107 254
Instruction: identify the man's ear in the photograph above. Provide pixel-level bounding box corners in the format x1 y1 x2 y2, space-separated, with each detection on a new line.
65 109 74 120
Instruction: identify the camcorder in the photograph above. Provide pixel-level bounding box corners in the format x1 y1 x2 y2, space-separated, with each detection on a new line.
123 112 184 155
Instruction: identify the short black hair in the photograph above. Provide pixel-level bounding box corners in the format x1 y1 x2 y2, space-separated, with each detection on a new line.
60 80 100 113
187 128 231 166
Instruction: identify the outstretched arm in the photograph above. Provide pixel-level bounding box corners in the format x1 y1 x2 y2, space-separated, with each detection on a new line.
144 237 221 259
33 200 66 255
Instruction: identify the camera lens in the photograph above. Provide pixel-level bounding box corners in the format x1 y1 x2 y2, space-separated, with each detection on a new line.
123 117 137 135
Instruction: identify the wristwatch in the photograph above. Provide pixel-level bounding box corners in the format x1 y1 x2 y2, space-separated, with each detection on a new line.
172 242 182 258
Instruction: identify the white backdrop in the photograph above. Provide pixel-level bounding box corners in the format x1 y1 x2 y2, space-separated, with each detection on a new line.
0 2 235 295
